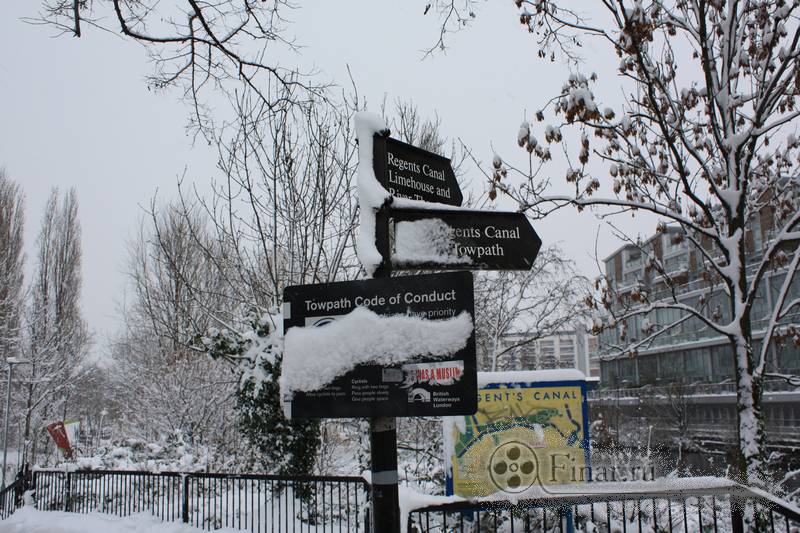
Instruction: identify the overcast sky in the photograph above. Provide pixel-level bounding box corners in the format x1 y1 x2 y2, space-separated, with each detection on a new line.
1 1 636 359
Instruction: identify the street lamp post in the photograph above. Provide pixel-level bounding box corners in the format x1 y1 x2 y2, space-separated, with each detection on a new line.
95 408 107 452
3 358 31 489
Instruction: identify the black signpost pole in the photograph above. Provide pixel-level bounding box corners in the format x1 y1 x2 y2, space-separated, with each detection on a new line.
369 417 400 532
371 199 400 532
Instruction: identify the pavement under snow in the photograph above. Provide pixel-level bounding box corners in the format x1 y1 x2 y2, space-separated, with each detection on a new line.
0 507 241 533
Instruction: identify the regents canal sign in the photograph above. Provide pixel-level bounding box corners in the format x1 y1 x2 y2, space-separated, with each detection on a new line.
388 208 542 270
373 135 463 206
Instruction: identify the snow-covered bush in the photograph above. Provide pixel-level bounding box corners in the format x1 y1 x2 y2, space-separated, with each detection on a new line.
198 311 321 476
56 432 213 472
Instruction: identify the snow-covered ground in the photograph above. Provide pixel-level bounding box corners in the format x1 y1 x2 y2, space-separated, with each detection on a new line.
0 507 242 533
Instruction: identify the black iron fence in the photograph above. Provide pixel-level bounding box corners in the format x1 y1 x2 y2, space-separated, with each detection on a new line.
3 468 799 532
32 469 370 532
0 476 25 520
33 469 184 520
407 481 800 533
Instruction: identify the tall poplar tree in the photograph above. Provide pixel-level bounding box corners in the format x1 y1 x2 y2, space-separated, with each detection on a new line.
23 188 89 462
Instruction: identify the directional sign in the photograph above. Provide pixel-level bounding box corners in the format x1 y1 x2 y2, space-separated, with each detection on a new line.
282 272 477 419
373 135 463 206
387 208 542 270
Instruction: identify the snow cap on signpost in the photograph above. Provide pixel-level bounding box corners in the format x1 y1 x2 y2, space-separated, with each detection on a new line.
280 307 472 397
354 112 391 277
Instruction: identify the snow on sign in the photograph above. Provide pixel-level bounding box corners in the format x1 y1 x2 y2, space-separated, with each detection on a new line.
389 209 542 270
281 272 477 419
373 135 463 206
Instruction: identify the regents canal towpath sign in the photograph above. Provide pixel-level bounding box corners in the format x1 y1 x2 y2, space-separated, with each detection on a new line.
282 271 476 419
373 135 463 206
388 208 542 270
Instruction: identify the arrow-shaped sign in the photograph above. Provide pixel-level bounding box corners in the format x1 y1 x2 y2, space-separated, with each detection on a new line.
373 135 463 206
386 208 542 270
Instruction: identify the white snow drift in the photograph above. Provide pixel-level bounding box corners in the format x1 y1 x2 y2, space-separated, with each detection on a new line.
281 307 472 396
0 507 241 533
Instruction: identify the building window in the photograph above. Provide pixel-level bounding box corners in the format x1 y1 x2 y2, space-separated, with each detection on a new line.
711 345 734 380
638 356 658 384
659 352 685 380
627 250 642 268
558 337 575 368
601 360 618 385
587 336 599 353
663 254 686 273
520 344 537 370
618 359 636 385
685 347 711 380
777 343 800 371
539 339 555 369
605 259 616 280
623 271 639 286
667 234 685 253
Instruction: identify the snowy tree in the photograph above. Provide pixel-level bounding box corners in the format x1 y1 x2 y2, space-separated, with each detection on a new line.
385 99 467 184
433 0 800 489
112 204 240 460
194 98 469 477
0 170 25 358
0 171 26 469
120 93 365 474
62 366 116 455
473 245 588 372
185 89 362 306
21 188 90 463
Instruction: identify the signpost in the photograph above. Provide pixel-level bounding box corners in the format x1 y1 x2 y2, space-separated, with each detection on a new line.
386 208 542 270
282 272 477 419
280 122 544 532
373 135 463 206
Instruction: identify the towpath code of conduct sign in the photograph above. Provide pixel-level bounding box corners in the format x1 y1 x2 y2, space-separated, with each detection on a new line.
373 135 463 206
282 272 476 418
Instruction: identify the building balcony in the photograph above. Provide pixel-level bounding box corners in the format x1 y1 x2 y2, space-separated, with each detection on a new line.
588 378 800 402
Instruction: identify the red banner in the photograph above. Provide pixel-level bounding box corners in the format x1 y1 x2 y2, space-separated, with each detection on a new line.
46 421 73 458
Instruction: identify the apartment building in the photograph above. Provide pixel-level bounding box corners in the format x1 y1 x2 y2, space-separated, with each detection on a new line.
595 222 800 389
491 328 597 375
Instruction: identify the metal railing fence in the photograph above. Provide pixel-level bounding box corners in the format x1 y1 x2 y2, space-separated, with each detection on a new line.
6 468 800 533
407 482 800 533
0 476 25 520
31 469 370 532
